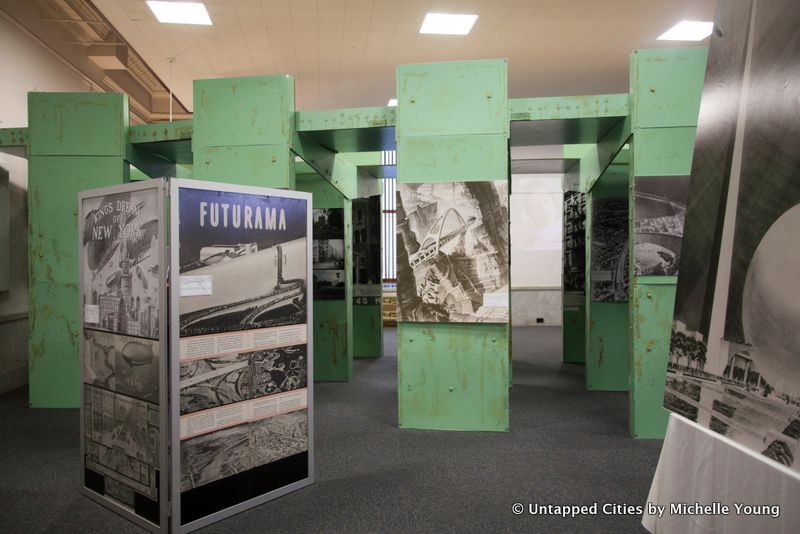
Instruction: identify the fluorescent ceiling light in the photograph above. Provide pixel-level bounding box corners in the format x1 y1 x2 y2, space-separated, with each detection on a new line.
387 98 397 107
147 1 212 25
657 20 713 41
420 13 478 35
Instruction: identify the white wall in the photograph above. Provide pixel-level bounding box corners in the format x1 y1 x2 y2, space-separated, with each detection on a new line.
0 15 90 392
510 174 563 326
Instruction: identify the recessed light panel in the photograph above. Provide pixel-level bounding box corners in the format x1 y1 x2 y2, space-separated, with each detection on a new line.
146 1 212 25
657 20 713 41
420 13 478 35
387 99 398 107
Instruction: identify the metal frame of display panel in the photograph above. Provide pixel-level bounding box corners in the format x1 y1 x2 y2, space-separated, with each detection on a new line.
168 178 314 533
78 179 170 533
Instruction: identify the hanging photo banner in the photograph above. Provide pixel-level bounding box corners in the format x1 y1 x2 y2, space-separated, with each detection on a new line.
352 195 382 306
664 0 800 472
395 181 509 323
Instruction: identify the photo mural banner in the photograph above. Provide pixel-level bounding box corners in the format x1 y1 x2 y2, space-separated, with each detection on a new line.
563 191 586 307
590 197 629 302
633 176 690 276
79 182 165 527
312 208 345 300
665 0 800 472
352 195 382 305
396 181 509 323
172 181 313 527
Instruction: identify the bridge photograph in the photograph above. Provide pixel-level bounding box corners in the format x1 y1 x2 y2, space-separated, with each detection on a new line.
396 181 509 323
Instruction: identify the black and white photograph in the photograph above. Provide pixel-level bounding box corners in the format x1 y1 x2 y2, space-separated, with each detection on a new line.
251 409 309 466
81 189 160 339
353 195 382 305
180 344 307 415
396 181 509 323
634 175 690 276
180 422 251 491
84 384 159 500
179 408 309 491
313 208 344 239
313 270 345 300
590 197 629 302
83 330 159 403
563 191 586 293
665 0 800 472
312 239 344 269
177 188 308 338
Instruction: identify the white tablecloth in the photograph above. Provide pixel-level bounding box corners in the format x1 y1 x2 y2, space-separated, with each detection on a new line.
642 413 800 533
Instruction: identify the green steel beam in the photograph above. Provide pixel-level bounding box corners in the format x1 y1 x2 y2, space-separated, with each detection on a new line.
129 119 193 144
292 133 381 199
296 106 396 131
0 127 28 157
509 93 629 121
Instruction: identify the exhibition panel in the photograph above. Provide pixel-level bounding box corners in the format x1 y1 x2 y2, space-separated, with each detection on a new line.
78 178 314 532
79 180 167 531
170 180 314 531
352 195 383 359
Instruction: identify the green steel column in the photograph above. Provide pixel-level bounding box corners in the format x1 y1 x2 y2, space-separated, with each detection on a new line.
27 93 129 407
192 75 295 187
628 47 707 438
296 172 354 381
585 163 630 391
396 59 510 431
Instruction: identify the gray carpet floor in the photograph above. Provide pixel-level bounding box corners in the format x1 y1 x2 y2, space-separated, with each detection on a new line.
0 326 661 533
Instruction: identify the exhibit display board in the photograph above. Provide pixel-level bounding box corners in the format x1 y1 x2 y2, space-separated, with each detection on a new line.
80 179 313 532
79 181 168 530
396 181 509 323
664 0 800 474
563 191 586 298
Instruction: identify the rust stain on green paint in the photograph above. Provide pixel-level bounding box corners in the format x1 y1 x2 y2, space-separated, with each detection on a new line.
598 336 605 366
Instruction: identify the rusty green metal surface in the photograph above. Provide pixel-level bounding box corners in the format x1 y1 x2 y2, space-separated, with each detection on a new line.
193 145 295 187
353 305 382 359
129 119 193 144
296 106 396 131
629 279 676 437
29 154 126 407
0 127 28 158
630 47 708 129
562 305 586 364
631 127 697 176
396 59 509 431
397 135 508 183
193 75 294 148
397 323 509 431
397 59 508 138
292 134 379 199
627 47 706 438
28 93 127 157
296 172 353 381
295 106 395 152
192 76 295 189
585 163 629 392
509 93 629 121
